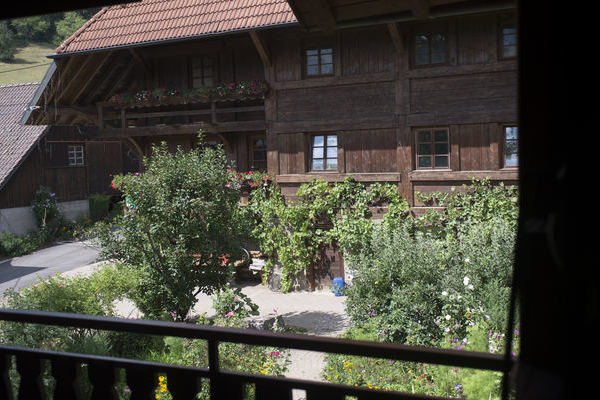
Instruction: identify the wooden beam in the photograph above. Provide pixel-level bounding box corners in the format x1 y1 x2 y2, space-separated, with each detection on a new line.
128 48 154 82
249 31 271 67
55 54 99 104
105 62 135 100
308 0 337 32
71 51 113 105
387 22 404 55
410 0 430 19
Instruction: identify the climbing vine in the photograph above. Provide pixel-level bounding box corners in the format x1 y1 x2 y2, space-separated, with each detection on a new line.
247 177 409 292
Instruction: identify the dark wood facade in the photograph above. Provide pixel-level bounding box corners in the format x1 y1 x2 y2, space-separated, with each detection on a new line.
0 126 128 209
26 9 518 214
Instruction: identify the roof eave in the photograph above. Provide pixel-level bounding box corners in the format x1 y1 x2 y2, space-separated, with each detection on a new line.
46 21 301 59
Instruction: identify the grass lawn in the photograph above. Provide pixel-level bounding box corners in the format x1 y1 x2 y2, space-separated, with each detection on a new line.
0 41 56 86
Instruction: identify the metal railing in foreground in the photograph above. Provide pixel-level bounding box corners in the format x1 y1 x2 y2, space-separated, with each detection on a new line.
0 308 513 400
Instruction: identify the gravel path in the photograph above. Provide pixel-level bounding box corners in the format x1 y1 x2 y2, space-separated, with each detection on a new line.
192 282 349 382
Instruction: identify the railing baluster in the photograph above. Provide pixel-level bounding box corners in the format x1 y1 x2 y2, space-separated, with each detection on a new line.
306 387 345 400
51 358 80 399
255 381 291 400
15 354 44 400
87 362 116 399
0 354 13 400
125 366 156 400
166 371 198 400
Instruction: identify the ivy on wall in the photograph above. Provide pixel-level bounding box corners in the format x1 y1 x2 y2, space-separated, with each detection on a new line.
247 177 409 292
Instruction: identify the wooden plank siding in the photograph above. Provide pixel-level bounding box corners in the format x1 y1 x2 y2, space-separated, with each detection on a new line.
258 14 518 207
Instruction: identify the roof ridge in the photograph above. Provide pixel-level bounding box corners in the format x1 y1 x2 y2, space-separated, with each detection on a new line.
0 82 40 89
55 6 111 53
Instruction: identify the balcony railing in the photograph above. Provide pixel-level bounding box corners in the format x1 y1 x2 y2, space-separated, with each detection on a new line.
0 308 514 399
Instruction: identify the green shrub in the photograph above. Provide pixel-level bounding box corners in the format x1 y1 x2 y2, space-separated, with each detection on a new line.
248 176 408 291
88 193 112 221
95 137 250 321
0 263 138 353
0 232 38 257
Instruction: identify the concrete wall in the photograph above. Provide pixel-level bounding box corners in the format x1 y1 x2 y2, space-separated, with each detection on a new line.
0 200 89 237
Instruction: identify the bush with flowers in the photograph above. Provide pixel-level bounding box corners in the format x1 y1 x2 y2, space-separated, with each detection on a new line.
94 134 251 321
325 179 518 397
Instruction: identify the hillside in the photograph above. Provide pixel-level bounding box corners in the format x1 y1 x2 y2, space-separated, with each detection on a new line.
0 41 55 86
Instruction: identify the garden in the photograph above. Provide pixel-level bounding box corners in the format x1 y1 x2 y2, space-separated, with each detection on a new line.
0 134 519 399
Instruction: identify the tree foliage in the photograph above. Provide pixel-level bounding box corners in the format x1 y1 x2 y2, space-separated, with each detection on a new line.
0 22 17 62
94 139 249 320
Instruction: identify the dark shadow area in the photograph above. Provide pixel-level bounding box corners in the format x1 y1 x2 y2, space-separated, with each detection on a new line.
0 262 45 284
280 311 347 336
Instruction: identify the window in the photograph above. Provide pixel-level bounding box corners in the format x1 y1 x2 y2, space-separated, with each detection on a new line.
68 145 84 166
305 47 333 76
414 32 446 66
416 128 449 169
250 136 267 171
504 126 518 167
191 56 214 88
311 135 338 171
500 16 517 59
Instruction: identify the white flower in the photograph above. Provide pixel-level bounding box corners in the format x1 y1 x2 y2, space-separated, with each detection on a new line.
468 284 474 290
442 291 448 296
445 315 451 320
463 276 470 286
464 257 470 263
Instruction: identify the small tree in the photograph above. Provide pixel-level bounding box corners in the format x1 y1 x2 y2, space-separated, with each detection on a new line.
0 21 17 62
97 138 248 321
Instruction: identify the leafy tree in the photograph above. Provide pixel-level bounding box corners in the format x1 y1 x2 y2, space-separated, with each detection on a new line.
54 11 87 45
95 138 249 321
9 15 54 41
0 21 17 62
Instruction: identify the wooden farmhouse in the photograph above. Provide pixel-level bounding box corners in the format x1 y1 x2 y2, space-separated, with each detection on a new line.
1 83 133 236
21 0 519 218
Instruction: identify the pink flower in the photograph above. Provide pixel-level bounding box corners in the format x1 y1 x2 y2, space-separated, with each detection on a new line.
226 311 234 318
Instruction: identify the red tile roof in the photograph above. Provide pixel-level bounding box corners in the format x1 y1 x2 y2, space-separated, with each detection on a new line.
55 0 298 54
0 83 47 191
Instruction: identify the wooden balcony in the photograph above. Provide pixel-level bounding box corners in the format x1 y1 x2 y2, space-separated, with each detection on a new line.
0 308 513 399
95 98 266 138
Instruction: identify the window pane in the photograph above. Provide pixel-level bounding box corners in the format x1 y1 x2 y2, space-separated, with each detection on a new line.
505 127 518 139
313 136 324 147
435 143 449 155
326 158 338 170
418 143 432 155
306 49 318 56
307 55 319 65
415 54 429 65
435 156 449 168
312 159 324 170
505 140 518 154
434 130 448 142
321 63 333 74
327 135 337 146
505 153 518 167
503 46 517 58
431 51 446 64
321 48 333 54
313 147 324 158
321 53 332 65
326 147 337 158
503 34 517 46
417 131 431 143
418 156 432 168
307 65 319 75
